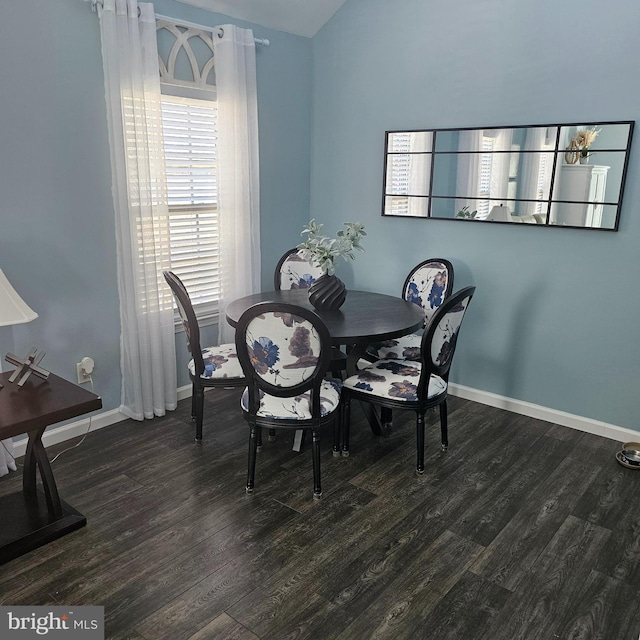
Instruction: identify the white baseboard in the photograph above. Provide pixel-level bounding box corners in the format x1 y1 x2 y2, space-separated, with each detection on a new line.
9 383 633 459
11 384 193 459
448 383 633 444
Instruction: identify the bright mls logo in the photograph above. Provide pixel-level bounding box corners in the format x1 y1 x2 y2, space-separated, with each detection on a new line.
0 606 104 639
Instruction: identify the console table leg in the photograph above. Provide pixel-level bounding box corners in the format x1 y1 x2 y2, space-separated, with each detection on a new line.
33 439 63 520
22 432 39 501
22 430 63 520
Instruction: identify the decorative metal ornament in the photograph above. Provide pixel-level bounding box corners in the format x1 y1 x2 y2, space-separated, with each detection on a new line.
4 348 50 388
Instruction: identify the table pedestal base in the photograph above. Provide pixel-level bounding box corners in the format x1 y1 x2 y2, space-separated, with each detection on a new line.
0 490 86 565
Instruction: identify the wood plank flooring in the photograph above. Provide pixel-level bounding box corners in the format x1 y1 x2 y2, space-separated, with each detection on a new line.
1 389 640 639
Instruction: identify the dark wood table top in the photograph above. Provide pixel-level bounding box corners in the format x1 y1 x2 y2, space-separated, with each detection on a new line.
225 289 424 345
0 371 102 439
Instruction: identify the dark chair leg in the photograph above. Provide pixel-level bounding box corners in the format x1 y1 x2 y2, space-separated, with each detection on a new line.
416 411 426 475
191 383 197 420
256 426 263 451
439 399 449 451
246 424 258 493
312 428 322 499
341 394 351 457
194 385 205 442
381 406 393 427
268 428 276 441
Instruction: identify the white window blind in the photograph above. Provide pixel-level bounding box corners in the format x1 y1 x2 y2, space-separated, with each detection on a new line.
161 94 220 320
387 133 417 216
535 143 555 215
534 153 549 214
477 136 494 217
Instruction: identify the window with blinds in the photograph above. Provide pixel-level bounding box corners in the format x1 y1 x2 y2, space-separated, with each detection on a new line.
387 151 411 216
386 132 422 217
161 94 219 321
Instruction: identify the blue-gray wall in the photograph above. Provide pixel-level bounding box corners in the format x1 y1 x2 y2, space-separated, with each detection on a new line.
0 0 312 410
310 0 640 430
3 0 639 433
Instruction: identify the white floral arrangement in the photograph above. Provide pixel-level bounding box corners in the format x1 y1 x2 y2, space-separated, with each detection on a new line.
297 219 366 276
570 127 601 158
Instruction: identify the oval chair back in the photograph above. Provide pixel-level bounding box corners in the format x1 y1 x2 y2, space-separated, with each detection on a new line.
365 258 455 364
235 302 333 414
274 248 324 291
163 270 205 377
274 249 348 378
417 286 476 401
402 258 454 328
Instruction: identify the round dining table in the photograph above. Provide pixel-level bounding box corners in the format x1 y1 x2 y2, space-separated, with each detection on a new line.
226 289 424 443
225 288 424 375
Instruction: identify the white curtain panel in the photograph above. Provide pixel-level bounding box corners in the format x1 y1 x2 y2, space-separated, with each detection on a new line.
488 128 513 208
520 128 555 216
213 25 262 345
455 130 483 216
0 439 16 477
456 129 513 218
98 0 177 420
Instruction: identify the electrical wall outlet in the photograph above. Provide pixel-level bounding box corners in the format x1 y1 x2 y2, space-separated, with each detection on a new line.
76 356 94 384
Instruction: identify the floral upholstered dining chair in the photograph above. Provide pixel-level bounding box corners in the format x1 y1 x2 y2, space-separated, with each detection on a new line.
235 302 342 499
274 247 347 379
274 248 324 291
163 271 245 442
365 258 454 362
341 286 475 474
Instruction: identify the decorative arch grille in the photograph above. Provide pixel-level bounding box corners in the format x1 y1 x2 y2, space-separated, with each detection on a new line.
156 20 216 89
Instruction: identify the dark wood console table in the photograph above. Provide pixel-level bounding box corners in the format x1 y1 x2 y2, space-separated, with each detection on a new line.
0 371 102 565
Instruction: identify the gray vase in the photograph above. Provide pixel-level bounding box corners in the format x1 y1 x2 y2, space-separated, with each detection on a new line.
308 274 346 311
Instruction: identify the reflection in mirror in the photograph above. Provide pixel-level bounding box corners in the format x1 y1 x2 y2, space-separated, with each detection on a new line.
388 130 433 152
382 121 634 230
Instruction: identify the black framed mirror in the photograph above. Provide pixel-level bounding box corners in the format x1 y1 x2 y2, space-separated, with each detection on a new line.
382 121 634 230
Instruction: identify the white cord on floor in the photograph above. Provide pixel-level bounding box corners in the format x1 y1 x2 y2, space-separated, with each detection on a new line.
50 376 95 464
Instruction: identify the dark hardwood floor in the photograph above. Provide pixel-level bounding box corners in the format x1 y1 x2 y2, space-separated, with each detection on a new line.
1 389 640 639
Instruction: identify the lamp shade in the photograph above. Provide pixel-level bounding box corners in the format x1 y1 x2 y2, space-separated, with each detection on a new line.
0 269 38 327
487 205 512 222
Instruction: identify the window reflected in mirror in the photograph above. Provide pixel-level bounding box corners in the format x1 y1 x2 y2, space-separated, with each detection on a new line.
382 121 634 230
